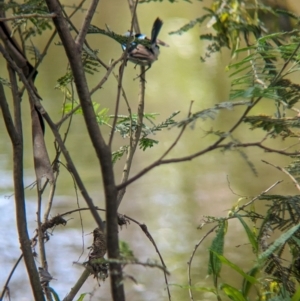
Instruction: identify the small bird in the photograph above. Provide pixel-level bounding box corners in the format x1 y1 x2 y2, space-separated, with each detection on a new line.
121 18 169 73
87 18 168 74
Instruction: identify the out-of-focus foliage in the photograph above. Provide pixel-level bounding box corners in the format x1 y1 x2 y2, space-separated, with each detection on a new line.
167 1 300 300
170 0 300 61
113 111 180 155
1 0 52 40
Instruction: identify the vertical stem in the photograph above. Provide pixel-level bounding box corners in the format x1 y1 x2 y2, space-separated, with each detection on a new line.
2 66 45 301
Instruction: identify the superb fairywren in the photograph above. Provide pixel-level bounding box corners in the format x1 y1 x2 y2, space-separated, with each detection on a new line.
122 18 168 72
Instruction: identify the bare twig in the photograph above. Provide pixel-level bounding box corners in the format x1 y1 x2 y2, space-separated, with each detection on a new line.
160 101 194 160
0 255 24 300
75 0 99 49
116 137 298 191
90 57 123 95
124 215 171 298
116 0 144 207
262 160 300 191
36 189 52 300
63 268 91 301
105 258 170 274
44 2 124 300
271 41 300 85
187 226 218 301
217 141 300 156
237 180 283 212
0 54 45 301
0 13 56 22
60 207 170 298
108 55 128 148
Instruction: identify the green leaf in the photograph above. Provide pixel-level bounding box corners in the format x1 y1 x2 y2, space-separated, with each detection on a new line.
119 240 136 260
208 220 226 276
242 266 260 297
112 145 129 164
258 224 300 263
76 293 88 301
220 283 247 301
96 107 110 125
235 214 258 254
212 252 257 285
291 285 300 301
292 236 300 247
139 138 159 151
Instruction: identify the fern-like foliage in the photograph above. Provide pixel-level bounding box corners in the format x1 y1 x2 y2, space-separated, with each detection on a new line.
225 30 300 138
229 31 300 101
115 111 179 141
112 146 129 164
253 195 300 294
208 220 226 278
170 0 265 60
111 111 180 162
174 100 251 128
286 158 300 183
170 0 300 65
243 115 300 138
8 0 53 40
55 47 101 98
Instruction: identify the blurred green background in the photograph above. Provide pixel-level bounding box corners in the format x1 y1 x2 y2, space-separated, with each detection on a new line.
1 0 300 300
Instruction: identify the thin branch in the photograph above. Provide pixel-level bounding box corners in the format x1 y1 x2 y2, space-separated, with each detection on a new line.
60 207 171 298
221 141 300 156
36 189 52 300
108 56 127 148
44 2 124 301
123 215 171 298
0 13 56 22
262 160 300 191
116 136 298 191
237 180 283 212
271 41 300 85
63 268 91 301
55 104 80 127
187 226 218 301
56 57 123 129
90 56 123 95
43 107 105 227
116 0 144 207
127 0 140 33
75 0 99 50
60 2 108 70
0 81 17 141
109 0 139 150
43 173 58 221
104 258 170 274
0 255 24 300
159 101 193 160
116 93 258 191
0 49 45 300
